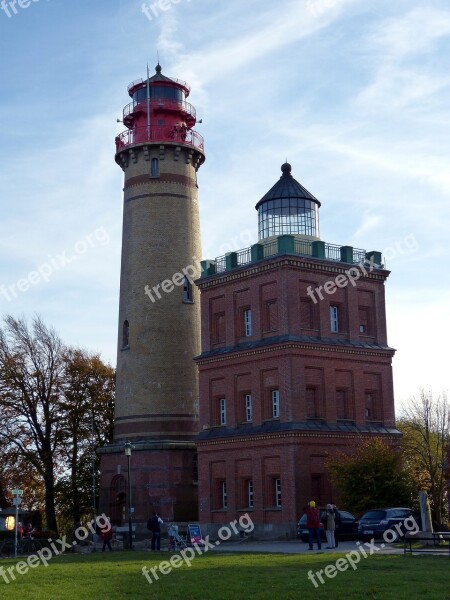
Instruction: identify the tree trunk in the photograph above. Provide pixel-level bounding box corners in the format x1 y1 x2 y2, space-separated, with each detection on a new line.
71 442 81 525
44 466 58 534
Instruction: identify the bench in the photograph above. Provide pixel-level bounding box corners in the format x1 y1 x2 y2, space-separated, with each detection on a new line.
404 532 450 556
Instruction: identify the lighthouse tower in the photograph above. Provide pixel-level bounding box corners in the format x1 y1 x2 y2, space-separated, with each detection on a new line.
99 65 205 526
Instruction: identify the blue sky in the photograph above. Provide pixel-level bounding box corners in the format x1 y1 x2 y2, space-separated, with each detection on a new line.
0 0 449 408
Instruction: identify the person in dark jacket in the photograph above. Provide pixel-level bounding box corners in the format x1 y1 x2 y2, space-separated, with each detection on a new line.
148 512 163 550
333 505 341 547
304 501 322 550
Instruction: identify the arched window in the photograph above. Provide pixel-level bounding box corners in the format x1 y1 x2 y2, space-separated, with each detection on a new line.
122 320 130 349
110 475 127 526
182 276 193 302
151 158 160 178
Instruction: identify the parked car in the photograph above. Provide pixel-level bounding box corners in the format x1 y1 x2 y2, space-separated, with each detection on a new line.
297 509 359 542
358 507 414 541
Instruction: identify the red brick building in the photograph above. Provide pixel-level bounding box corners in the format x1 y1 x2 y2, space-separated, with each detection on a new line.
196 163 401 538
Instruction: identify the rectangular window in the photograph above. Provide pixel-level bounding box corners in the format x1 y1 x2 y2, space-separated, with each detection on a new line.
275 478 281 507
358 307 372 336
365 391 379 421
212 312 225 343
244 309 252 337
222 481 228 509
272 390 280 418
301 298 319 330
306 386 323 419
330 305 339 333
220 398 226 425
247 480 254 508
263 300 278 332
336 388 347 420
245 394 252 422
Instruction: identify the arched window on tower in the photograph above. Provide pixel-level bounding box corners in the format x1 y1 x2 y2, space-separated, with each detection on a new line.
182 277 193 302
122 320 130 349
151 158 160 178
110 475 127 526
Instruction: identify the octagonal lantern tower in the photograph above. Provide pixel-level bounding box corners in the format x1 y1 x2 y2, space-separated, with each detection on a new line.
99 65 205 526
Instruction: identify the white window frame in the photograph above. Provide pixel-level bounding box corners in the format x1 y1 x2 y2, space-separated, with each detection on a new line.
275 478 281 507
330 305 339 333
222 481 228 509
219 398 226 425
244 309 252 337
247 479 254 508
245 394 252 422
272 389 280 418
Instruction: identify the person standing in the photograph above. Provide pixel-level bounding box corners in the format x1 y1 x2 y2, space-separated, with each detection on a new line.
324 504 336 549
304 501 322 550
148 512 163 551
101 518 113 551
333 505 341 548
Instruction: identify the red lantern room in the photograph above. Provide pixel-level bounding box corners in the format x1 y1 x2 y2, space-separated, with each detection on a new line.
115 64 204 152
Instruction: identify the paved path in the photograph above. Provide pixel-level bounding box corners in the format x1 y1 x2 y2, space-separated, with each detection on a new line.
212 539 403 555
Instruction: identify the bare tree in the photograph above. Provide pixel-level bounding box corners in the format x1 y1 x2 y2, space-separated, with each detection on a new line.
398 389 449 527
0 316 65 533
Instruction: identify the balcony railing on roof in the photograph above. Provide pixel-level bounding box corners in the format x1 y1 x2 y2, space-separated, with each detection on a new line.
211 239 376 275
115 126 204 152
123 98 196 122
127 77 190 93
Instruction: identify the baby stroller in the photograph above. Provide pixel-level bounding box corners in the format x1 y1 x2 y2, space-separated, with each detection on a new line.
168 523 187 551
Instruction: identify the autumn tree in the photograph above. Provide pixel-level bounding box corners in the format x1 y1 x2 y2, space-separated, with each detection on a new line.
397 389 449 527
0 316 115 532
56 349 115 525
0 316 65 533
327 437 413 516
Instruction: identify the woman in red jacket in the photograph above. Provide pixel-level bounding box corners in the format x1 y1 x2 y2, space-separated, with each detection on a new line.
304 501 322 550
101 519 113 552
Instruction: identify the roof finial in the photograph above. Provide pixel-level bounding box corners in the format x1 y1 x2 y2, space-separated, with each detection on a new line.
281 162 292 176
156 51 161 73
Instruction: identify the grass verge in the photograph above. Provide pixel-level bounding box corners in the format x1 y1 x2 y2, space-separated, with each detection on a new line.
0 550 448 599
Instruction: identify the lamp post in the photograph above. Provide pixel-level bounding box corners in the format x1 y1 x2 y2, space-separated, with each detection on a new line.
91 410 97 552
124 442 133 550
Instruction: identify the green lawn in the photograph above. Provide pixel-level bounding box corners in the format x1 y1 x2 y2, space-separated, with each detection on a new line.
0 550 448 599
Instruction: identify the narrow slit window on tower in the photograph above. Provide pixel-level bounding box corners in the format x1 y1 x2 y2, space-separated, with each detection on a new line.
183 276 193 302
151 158 160 178
122 320 130 349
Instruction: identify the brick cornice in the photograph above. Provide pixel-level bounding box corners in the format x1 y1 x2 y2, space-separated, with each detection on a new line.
124 172 195 190
197 431 401 447
197 257 389 289
196 340 395 365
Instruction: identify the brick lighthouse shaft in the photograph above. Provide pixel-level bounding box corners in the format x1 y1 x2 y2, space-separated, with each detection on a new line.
99 65 205 524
